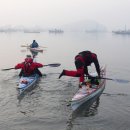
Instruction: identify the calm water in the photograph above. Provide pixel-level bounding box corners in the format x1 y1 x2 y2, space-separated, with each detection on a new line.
0 32 130 130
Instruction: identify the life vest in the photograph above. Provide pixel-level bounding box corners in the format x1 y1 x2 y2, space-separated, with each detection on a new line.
23 58 34 76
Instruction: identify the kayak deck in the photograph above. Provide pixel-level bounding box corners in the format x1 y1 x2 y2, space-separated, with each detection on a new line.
29 47 43 52
17 74 40 99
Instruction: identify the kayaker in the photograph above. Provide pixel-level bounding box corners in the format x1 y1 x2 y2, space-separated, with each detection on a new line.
30 40 39 48
15 56 43 77
59 51 100 87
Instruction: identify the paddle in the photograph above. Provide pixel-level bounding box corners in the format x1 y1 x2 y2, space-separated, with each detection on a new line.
99 77 130 83
21 45 47 48
86 75 130 84
1 63 61 71
43 63 61 67
1 67 15 71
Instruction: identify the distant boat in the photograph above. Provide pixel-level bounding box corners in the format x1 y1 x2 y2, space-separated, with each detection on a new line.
49 29 64 33
24 31 40 33
112 30 130 34
112 25 130 35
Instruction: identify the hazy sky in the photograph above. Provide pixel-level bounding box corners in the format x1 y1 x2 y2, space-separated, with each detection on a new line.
0 0 130 30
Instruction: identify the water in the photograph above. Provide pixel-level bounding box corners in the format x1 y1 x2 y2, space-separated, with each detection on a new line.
0 32 130 130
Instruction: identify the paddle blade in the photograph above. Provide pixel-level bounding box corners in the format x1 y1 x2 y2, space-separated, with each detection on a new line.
114 79 130 83
21 45 29 47
44 63 61 67
1 68 15 71
101 77 130 83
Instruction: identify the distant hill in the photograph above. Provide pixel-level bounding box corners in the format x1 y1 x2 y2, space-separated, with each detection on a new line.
62 20 107 32
0 20 107 33
0 25 45 32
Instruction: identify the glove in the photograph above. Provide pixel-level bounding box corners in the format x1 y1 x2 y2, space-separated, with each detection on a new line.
98 72 101 78
88 75 93 79
97 75 101 79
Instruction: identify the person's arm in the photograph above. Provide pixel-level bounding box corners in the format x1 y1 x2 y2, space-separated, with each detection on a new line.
93 56 100 76
84 66 89 76
36 42 39 47
15 63 23 69
35 63 43 68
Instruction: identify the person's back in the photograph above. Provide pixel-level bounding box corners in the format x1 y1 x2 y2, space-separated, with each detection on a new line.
30 40 39 48
78 51 95 65
78 50 100 75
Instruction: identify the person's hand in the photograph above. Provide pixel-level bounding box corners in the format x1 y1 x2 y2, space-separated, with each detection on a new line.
97 75 101 79
88 75 92 79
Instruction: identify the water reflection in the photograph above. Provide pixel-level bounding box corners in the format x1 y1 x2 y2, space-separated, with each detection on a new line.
67 97 100 130
20 45 44 58
30 50 38 57
0 32 130 130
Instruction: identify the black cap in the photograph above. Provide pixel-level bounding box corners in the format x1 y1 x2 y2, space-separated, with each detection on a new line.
26 55 32 58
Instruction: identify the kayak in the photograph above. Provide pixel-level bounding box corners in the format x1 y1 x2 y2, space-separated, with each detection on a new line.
21 45 44 52
29 47 43 53
71 66 106 111
17 74 40 99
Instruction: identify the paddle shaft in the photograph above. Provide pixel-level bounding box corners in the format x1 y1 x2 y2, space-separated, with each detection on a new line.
1 63 60 71
2 68 15 70
85 76 130 83
21 45 47 48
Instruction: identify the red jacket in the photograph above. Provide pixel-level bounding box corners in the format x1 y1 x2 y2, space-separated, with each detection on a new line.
75 51 100 76
15 60 43 76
